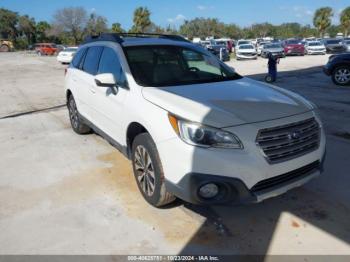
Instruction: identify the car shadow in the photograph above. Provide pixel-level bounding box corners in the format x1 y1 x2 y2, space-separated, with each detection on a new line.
176 65 350 256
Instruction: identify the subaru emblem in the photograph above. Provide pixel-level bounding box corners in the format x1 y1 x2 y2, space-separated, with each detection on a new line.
288 130 301 140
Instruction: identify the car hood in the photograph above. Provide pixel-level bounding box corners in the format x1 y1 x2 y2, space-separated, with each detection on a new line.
142 78 313 128
308 45 325 49
285 44 303 47
326 44 343 47
238 49 256 53
264 47 284 52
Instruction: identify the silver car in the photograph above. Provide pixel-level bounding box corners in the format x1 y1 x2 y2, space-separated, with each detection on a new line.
261 43 285 58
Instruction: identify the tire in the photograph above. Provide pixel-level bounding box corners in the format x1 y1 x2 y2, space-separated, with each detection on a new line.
67 95 91 134
265 75 274 83
332 66 350 86
0 44 9 52
132 133 176 207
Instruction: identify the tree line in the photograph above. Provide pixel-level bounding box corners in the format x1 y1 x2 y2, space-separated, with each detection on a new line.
0 6 350 49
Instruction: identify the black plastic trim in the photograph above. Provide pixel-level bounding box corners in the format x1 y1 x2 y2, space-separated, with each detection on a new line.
79 114 129 158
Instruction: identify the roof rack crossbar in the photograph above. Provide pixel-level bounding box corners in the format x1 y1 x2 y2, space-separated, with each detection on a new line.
82 33 189 44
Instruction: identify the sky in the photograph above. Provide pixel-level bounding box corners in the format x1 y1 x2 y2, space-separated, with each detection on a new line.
0 0 348 29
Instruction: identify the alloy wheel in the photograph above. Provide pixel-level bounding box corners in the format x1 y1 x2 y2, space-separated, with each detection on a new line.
134 145 156 196
68 98 79 129
335 68 350 84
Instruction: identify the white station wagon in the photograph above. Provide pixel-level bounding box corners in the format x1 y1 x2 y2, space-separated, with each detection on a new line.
64 33 326 207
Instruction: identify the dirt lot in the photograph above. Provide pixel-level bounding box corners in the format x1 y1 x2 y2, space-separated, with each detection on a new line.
0 52 350 255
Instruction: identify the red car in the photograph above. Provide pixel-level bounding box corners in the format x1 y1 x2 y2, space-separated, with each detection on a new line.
35 43 58 56
283 40 305 56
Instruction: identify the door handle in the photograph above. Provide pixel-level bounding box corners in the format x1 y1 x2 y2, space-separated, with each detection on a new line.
89 87 96 94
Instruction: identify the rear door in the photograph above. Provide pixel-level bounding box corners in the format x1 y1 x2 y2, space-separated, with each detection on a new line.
71 46 103 122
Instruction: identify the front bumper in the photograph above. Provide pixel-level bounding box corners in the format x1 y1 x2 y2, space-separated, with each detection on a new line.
158 112 326 205
165 157 325 205
285 49 304 55
236 53 257 59
308 49 326 54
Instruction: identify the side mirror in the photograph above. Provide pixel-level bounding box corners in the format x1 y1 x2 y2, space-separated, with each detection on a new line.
95 73 116 87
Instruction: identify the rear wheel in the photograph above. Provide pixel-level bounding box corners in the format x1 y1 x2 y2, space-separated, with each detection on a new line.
332 66 350 86
132 133 175 207
67 95 91 134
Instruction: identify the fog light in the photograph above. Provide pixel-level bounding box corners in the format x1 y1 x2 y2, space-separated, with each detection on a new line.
198 183 219 199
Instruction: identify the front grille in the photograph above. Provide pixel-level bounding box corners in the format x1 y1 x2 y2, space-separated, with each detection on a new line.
256 118 320 164
251 161 320 193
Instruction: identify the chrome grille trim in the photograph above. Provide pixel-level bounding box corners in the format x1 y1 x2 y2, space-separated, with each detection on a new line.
256 118 320 164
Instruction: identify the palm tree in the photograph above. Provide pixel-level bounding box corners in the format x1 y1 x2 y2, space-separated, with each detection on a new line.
130 7 151 33
340 7 350 37
313 7 333 37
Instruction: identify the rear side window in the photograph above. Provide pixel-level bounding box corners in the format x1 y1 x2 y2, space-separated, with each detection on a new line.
82 46 103 75
71 48 86 68
98 47 128 87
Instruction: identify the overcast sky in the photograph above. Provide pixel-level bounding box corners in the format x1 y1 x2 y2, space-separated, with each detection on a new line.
1 0 348 29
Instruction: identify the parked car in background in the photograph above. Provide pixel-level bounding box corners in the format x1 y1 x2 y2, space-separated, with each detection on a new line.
35 43 58 56
283 39 305 56
344 39 350 52
305 41 326 55
257 41 271 56
199 40 211 49
65 33 326 207
56 44 67 52
324 39 347 54
236 44 257 60
261 43 285 58
0 39 14 52
324 53 350 86
57 47 78 64
207 40 230 61
215 38 233 53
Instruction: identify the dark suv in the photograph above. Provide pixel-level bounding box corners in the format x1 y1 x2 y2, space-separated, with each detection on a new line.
324 39 347 54
323 53 350 86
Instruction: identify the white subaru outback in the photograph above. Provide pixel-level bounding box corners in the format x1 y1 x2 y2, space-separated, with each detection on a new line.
65 33 326 207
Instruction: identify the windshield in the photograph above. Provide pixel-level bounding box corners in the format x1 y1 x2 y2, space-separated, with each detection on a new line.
239 45 254 49
124 45 241 87
286 40 300 45
326 40 342 44
309 42 322 46
238 41 250 45
264 44 281 49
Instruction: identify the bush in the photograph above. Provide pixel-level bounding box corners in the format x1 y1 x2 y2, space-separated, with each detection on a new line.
13 37 28 50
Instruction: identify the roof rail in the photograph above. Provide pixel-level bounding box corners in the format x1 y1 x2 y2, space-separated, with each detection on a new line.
82 33 190 44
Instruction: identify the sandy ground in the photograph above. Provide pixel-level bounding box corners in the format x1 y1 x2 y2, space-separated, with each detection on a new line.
0 52 350 256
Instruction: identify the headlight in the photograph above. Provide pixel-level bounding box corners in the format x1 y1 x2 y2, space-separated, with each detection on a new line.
168 114 243 149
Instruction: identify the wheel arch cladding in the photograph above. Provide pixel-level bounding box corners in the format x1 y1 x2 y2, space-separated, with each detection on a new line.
126 122 149 157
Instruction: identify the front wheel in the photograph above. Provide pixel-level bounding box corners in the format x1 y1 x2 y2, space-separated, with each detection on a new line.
332 66 350 86
132 133 175 207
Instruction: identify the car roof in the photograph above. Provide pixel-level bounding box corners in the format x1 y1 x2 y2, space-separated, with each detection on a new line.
120 37 194 48
82 33 192 48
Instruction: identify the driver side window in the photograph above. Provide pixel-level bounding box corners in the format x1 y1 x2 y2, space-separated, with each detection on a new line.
98 47 128 88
